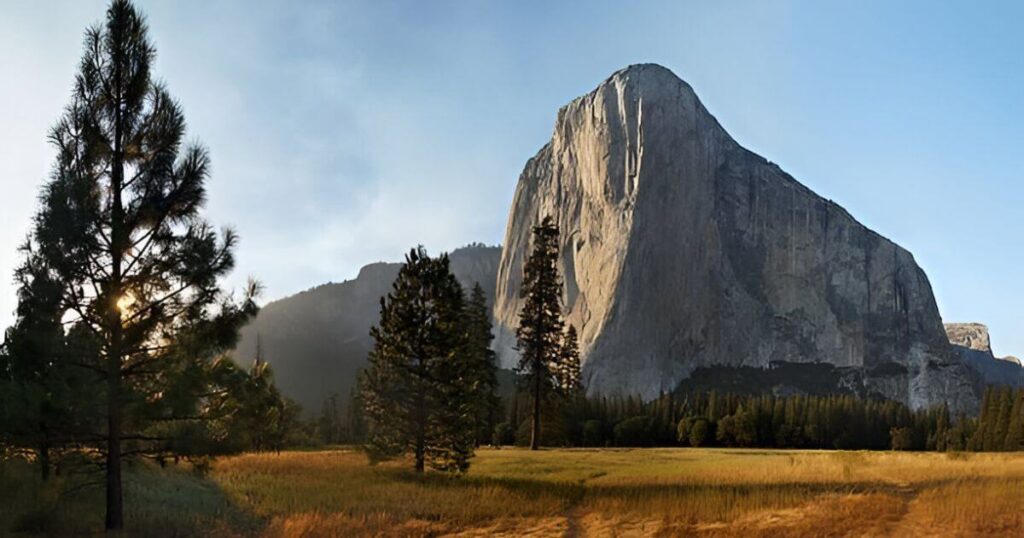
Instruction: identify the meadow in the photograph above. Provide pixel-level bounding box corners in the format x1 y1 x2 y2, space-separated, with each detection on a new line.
4 447 1024 537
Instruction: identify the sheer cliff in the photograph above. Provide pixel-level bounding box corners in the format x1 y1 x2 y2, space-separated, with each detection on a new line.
493 64 978 413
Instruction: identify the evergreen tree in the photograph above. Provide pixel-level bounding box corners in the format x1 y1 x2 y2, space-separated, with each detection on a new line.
267 397 302 454
992 387 1014 451
20 1 258 527
192 350 298 456
1003 391 1024 451
1 249 99 480
318 392 343 445
967 389 992 451
346 385 367 443
515 216 564 450
463 283 501 446
557 325 582 397
360 248 476 473
242 354 283 452
506 389 521 443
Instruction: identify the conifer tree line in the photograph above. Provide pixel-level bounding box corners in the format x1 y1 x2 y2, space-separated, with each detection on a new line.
480 386 1024 452
327 380 1024 453
965 386 1024 451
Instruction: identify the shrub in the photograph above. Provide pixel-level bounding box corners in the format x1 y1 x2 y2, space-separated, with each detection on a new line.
689 418 713 447
890 427 914 451
582 420 604 447
492 422 515 446
614 416 653 447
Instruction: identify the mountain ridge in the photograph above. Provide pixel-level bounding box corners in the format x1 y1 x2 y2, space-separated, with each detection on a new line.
232 244 501 413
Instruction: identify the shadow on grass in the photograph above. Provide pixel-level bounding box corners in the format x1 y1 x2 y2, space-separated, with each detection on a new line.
1 458 262 537
385 463 997 521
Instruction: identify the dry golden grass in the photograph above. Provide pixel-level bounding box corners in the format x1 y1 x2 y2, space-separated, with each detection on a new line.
207 448 1024 537
7 448 1024 536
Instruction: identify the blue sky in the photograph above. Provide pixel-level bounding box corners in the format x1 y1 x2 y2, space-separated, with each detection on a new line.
1 1 1021 355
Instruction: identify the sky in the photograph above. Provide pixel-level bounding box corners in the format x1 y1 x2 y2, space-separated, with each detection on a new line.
0 1 1021 355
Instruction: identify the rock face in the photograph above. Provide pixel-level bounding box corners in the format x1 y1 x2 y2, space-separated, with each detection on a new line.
945 323 1023 387
945 323 991 352
235 245 501 413
493 64 978 413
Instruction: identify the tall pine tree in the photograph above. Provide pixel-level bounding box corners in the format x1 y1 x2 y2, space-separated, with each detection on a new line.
360 248 476 472
515 216 565 450
22 1 257 528
464 283 501 446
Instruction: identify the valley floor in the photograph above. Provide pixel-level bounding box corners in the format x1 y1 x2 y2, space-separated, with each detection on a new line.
4 447 1024 537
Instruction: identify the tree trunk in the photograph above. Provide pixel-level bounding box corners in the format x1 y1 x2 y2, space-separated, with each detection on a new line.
38 440 50 482
414 352 426 472
530 358 541 450
105 383 123 530
105 310 124 529
105 263 124 530
415 389 426 472
105 69 126 531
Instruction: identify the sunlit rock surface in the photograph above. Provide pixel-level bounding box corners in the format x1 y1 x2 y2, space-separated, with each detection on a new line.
493 64 978 413
945 323 1023 387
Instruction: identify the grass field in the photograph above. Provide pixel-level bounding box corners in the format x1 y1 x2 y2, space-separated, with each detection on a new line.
4 448 1024 537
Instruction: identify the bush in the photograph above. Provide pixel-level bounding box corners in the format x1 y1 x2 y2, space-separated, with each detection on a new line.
890 427 913 451
515 416 567 447
582 420 604 447
614 416 653 447
492 422 514 446
716 411 756 447
676 417 689 445
688 418 712 447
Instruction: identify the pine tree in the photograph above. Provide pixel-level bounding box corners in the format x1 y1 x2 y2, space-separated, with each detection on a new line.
463 283 500 446
21 1 258 528
515 216 565 450
244 354 282 452
346 385 367 443
990 387 1014 451
1003 390 1024 451
1 249 99 480
557 325 582 397
318 393 343 445
360 248 476 472
968 388 993 451
507 389 521 438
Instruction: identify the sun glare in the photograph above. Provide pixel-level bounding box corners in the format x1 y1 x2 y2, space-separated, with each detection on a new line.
116 292 136 316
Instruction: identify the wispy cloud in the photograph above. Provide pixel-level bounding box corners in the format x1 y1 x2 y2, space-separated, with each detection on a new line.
2 0 1022 357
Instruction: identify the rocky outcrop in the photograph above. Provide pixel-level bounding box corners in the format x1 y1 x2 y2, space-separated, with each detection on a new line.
945 323 992 353
493 64 978 413
234 245 501 413
945 323 1023 387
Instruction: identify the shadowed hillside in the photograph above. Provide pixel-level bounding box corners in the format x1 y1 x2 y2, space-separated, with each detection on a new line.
233 245 501 413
